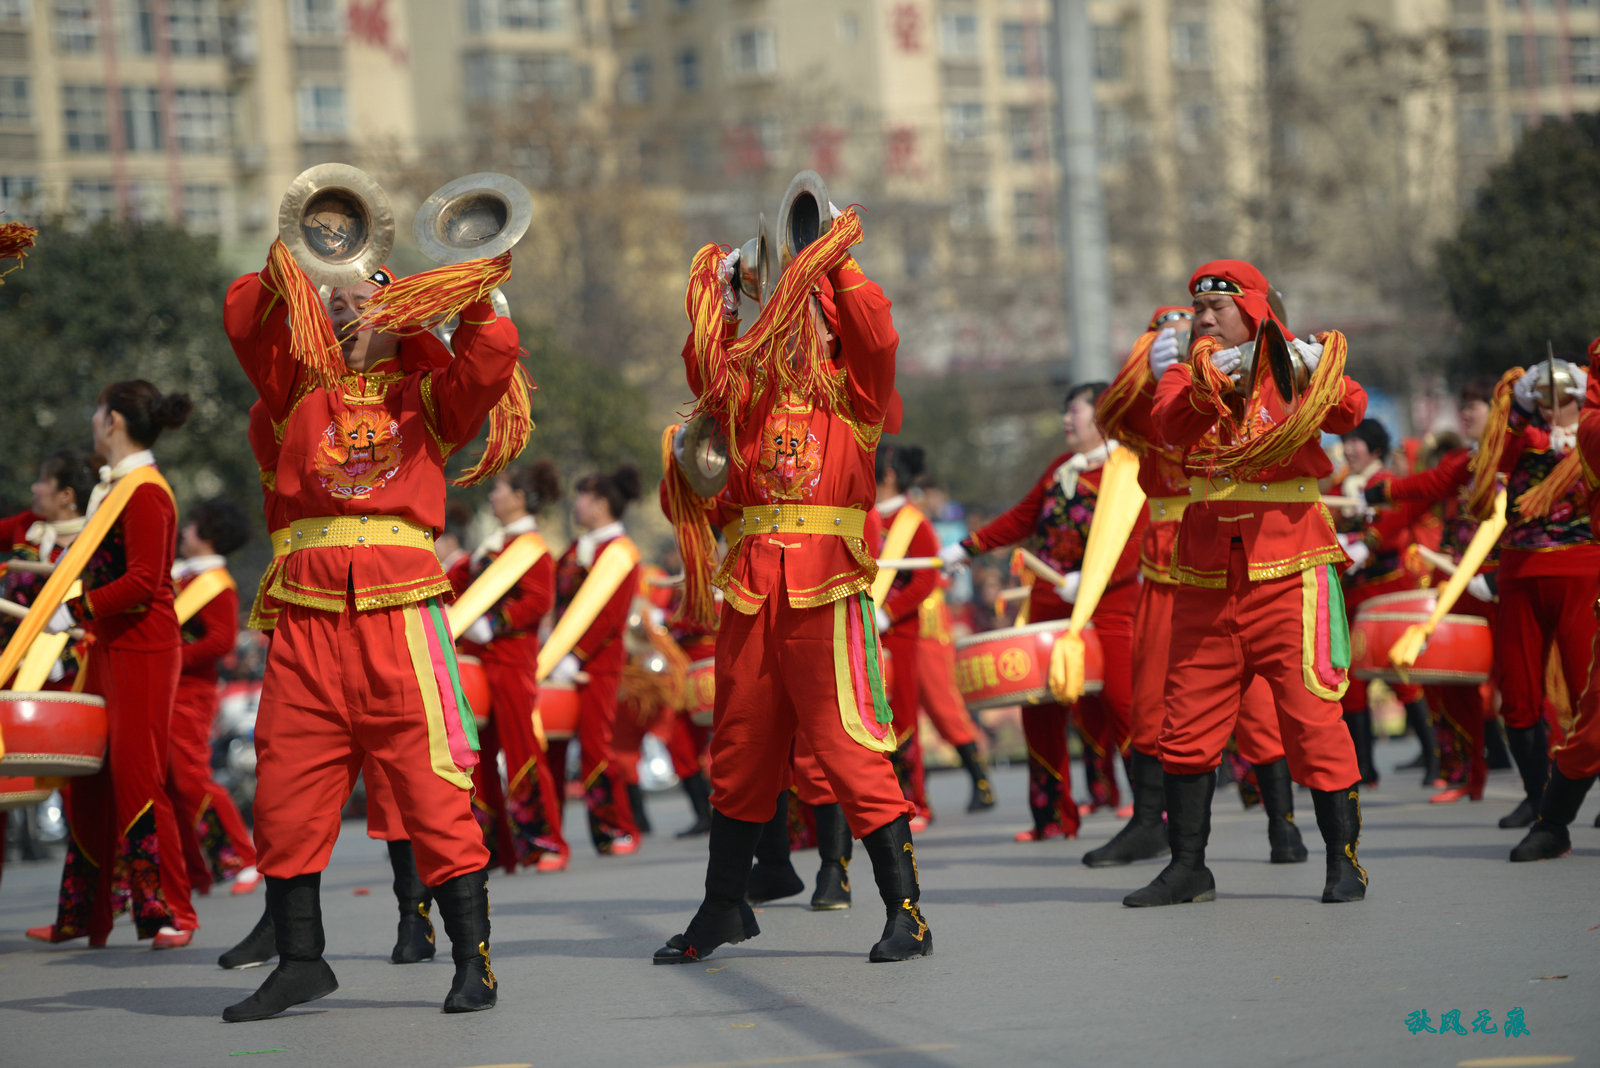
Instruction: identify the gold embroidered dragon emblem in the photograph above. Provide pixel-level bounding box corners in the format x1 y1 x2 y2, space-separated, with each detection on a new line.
314 411 403 500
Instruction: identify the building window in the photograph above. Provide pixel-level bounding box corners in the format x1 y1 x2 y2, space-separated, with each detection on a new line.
944 101 984 144
950 185 988 232
838 13 858 43
1457 104 1494 149
1097 103 1129 162
174 87 228 151
1176 102 1213 151
297 83 345 136
728 26 776 77
71 179 114 221
939 13 979 60
677 47 700 92
619 53 651 103
0 175 38 214
122 86 164 151
62 84 108 152
672 0 693 11
183 184 222 233
127 180 166 224
0 0 30 28
1007 106 1038 162
54 1 97 53
1000 21 1047 78
469 51 578 101
1093 25 1123 80
1013 189 1049 247
0 75 29 125
127 0 157 54
1450 27 1488 89
168 0 223 57
468 0 566 32
1572 36 1600 85
1171 20 1210 68
290 0 340 39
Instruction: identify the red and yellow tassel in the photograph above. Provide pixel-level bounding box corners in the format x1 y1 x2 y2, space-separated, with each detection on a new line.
453 359 534 487
1095 332 1156 452
1193 330 1351 476
1466 367 1524 521
265 237 344 388
0 220 37 283
357 252 513 335
659 424 720 628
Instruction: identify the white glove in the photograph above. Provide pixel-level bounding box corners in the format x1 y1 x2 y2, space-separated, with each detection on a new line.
462 616 494 645
939 543 969 570
1292 336 1324 373
1567 365 1588 401
1149 328 1181 380
48 659 65 683
647 607 666 627
718 248 741 317
1513 368 1540 412
1467 573 1496 603
43 604 75 635
1054 571 1082 604
1210 345 1243 380
549 654 582 684
874 606 891 632
1343 540 1371 573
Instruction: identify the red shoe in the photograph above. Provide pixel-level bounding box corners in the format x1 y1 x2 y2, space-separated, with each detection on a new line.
909 815 930 834
607 835 639 856
535 852 569 872
1430 786 1471 804
151 926 194 950
26 925 94 945
230 867 261 896
1014 823 1066 843
1115 804 1134 820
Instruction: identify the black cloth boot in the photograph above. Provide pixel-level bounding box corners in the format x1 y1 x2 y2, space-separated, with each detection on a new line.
222 873 338 1022
1255 759 1309 864
1083 749 1169 868
746 792 805 904
654 810 763 964
1123 771 1217 907
1485 718 1512 769
1510 767 1597 862
388 840 436 964
676 772 714 838
627 783 652 835
1405 699 1440 785
810 802 853 910
859 814 932 963
955 742 996 812
433 867 496 1013
1311 786 1368 903
1499 724 1548 828
1343 711 1379 786
218 907 276 970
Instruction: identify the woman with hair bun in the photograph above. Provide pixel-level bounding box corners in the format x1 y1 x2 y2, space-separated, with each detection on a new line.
26 380 200 949
448 460 569 871
545 464 644 855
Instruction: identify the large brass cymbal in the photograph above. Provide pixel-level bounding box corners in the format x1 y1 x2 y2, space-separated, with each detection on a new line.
777 169 832 268
414 172 533 265
277 163 395 287
672 414 730 499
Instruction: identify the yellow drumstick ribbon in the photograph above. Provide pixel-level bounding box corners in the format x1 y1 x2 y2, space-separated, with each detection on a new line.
445 532 549 636
1387 489 1506 683
536 537 642 682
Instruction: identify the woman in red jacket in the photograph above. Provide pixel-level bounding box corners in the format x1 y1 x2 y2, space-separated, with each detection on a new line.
945 382 1141 843
448 461 566 870
27 380 197 948
547 464 644 855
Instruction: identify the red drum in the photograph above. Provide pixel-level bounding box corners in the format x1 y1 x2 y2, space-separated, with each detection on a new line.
1349 588 1492 685
686 658 715 727
537 681 580 740
0 690 108 777
952 621 1102 710
457 654 491 727
0 776 51 812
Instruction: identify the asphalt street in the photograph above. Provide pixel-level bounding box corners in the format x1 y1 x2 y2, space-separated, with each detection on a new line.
2 742 1597 1068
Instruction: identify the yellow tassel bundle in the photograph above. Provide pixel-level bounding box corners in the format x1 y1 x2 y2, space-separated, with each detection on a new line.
658 424 720 628
452 359 534 487
1466 367 1523 521
1095 332 1157 453
1193 330 1351 476
357 253 513 335
265 238 345 388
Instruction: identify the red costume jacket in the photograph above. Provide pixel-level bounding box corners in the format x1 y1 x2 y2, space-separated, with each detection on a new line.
1096 365 1194 582
75 480 180 651
178 569 239 685
223 272 520 612
684 256 897 614
553 531 639 677
1496 412 1600 579
1379 448 1493 569
1152 363 1365 586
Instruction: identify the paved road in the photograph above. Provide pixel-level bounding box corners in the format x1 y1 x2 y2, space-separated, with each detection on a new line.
3 743 1597 1068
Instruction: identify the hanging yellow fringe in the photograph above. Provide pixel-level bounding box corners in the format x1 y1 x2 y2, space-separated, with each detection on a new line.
1466 367 1524 521
659 424 720 628
1515 449 1582 519
0 220 37 283
357 252 514 335
1192 330 1351 477
1095 332 1156 453
265 237 345 389
685 211 865 466
452 359 534 487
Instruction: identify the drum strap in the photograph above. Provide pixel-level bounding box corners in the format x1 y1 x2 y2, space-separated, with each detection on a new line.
175 568 238 626
870 504 925 608
536 537 642 681
445 532 549 636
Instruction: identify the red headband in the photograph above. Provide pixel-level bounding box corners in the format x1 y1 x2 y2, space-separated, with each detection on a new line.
1189 259 1277 339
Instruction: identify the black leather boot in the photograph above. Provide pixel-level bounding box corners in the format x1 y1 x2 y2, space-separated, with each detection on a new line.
222 873 338 1022
1405 699 1440 785
1083 749 1169 868
1311 785 1368 903
654 810 763 963
433 867 496 1013
217 907 275 970
676 772 714 838
746 792 805 904
809 802 853 910
859 815 932 963
1499 724 1548 828
955 742 996 812
1123 771 1216 907
627 783 652 835
387 840 436 964
1255 759 1309 864
1510 767 1596 862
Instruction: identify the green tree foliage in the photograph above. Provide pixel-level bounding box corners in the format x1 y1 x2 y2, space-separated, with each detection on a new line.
1437 113 1600 375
